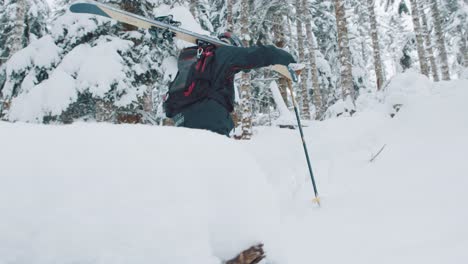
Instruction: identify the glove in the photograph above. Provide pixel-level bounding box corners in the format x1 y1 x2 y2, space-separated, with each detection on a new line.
274 47 296 66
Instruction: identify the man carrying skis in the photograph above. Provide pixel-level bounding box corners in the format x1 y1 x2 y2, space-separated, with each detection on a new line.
163 32 296 137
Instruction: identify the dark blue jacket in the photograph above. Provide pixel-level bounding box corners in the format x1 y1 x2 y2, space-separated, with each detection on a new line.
206 45 296 112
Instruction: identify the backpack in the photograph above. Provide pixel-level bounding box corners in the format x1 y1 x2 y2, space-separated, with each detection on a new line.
163 44 216 118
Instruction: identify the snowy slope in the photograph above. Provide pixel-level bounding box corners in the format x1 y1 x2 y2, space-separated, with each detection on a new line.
249 75 468 264
1 73 468 263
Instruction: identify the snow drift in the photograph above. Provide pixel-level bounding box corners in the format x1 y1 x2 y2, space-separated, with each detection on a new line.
1 72 468 264
0 124 281 263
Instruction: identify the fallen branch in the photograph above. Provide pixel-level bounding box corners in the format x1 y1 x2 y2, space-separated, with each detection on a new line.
226 244 265 264
370 144 387 163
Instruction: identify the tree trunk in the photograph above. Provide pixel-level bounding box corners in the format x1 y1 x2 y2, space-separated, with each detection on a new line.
409 0 430 77
9 0 26 57
463 28 468 68
366 0 385 90
430 0 450 80
302 0 323 119
420 0 439 81
334 0 354 103
295 0 311 120
2 0 27 113
273 12 289 108
226 0 233 32
95 99 114 122
240 0 252 139
142 85 153 122
189 0 198 18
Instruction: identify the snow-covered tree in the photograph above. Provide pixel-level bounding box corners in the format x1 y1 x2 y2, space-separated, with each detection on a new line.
0 0 50 117
376 0 415 76
1 0 179 123
0 0 49 63
309 0 339 110
346 0 371 96
443 0 468 75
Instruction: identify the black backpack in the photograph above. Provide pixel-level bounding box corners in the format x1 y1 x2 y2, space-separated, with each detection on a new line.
163 45 216 118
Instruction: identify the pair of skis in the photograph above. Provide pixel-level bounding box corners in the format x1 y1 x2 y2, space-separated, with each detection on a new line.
69 0 296 81
69 0 320 205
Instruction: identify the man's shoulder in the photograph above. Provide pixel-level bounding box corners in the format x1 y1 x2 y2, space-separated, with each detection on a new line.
214 45 242 60
216 45 240 52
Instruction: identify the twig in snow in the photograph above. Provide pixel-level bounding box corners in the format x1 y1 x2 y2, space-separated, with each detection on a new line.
370 144 387 163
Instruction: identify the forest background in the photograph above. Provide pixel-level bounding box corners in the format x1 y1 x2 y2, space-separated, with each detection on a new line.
0 0 466 139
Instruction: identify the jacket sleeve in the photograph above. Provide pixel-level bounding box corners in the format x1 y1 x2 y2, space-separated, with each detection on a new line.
221 45 296 70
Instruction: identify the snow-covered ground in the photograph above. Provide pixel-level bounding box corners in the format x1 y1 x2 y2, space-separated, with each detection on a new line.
1 73 468 263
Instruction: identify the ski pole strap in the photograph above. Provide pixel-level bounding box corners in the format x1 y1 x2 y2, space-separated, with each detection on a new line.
184 45 215 97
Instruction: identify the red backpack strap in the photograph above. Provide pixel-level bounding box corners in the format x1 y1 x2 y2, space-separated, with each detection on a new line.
184 45 216 97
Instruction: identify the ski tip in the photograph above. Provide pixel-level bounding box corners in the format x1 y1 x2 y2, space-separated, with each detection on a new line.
69 2 111 19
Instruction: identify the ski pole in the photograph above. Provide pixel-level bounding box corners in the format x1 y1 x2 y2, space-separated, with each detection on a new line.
286 72 320 206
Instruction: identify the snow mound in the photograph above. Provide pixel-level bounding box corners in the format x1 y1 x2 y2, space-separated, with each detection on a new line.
0 125 280 263
383 69 432 109
356 70 434 117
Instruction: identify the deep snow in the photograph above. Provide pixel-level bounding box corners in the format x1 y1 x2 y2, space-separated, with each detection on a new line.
1 73 468 263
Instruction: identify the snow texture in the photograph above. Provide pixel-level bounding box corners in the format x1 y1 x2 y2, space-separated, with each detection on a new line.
1 73 468 264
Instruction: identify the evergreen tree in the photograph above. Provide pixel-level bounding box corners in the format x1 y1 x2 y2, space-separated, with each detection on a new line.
378 0 414 75
309 0 339 110
439 0 466 77
0 0 49 64
0 0 50 117
346 0 371 95
1 0 177 123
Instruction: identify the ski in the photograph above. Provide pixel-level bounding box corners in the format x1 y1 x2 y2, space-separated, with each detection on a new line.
69 0 297 81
